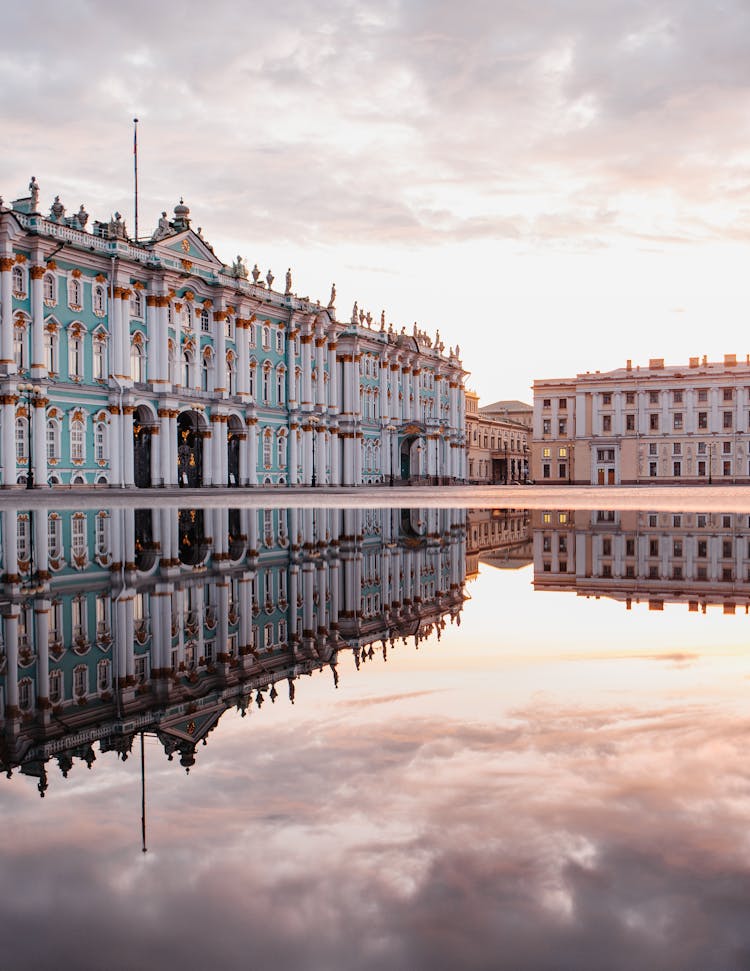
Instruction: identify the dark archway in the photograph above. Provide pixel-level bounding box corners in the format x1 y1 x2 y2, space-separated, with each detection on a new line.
227 416 242 487
178 508 209 566
133 405 155 488
177 411 203 488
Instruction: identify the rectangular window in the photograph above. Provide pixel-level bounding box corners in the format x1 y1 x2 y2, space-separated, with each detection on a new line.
673 390 683 404
542 419 551 434
697 540 707 558
602 393 611 405
673 413 683 430
723 460 731 476
649 462 657 477
723 388 734 402
558 419 567 435
673 442 682 455
649 443 657 455
542 447 551 458
602 538 612 556
602 415 611 432
649 414 659 431
723 540 733 558
697 389 708 402
558 463 567 478
625 392 635 405
626 538 635 556
559 398 567 409
697 460 706 476
542 398 551 408
558 446 567 458
698 412 708 429
697 515 707 528
723 441 731 454
723 411 733 429
673 461 681 477
543 464 550 479
649 391 659 404
625 414 635 431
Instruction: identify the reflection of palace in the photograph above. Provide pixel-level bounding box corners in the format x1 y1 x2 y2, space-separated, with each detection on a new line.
0 505 467 792
465 509 531 579
533 509 750 611
0 181 466 488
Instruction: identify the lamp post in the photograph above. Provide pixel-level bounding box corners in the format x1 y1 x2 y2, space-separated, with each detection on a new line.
386 424 396 486
18 383 43 489
504 443 509 485
309 415 320 487
708 441 713 485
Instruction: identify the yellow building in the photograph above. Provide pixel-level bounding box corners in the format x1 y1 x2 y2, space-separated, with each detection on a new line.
532 355 750 484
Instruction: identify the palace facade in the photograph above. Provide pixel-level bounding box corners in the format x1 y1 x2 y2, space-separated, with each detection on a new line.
532 355 750 485
0 178 467 488
0 503 467 789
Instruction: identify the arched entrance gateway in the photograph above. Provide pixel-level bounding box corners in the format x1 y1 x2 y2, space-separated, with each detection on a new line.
133 405 156 488
399 428 425 482
227 415 243 487
177 411 203 488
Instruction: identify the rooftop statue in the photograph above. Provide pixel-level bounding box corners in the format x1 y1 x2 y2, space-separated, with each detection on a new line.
252 263 260 284
328 283 336 308
50 195 65 222
285 268 292 295
29 175 39 211
266 269 274 288
232 255 248 279
351 301 359 324
152 211 171 241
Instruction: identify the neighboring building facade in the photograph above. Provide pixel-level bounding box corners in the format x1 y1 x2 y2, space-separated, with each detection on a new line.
465 508 531 578
466 391 531 483
0 503 467 788
532 355 750 485
0 178 467 489
532 508 750 613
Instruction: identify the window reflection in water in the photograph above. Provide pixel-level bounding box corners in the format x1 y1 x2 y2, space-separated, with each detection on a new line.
0 505 467 794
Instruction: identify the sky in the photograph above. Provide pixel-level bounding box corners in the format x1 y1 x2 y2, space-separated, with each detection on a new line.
4 0 750 403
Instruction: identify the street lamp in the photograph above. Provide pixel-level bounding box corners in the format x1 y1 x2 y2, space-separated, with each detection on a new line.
708 441 714 485
309 415 320 487
385 423 396 487
18 383 43 489
504 443 509 485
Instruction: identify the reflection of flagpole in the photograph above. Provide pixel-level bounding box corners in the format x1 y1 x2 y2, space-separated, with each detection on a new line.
140 731 147 853
133 118 139 241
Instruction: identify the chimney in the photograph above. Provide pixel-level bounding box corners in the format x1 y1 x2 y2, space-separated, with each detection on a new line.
649 358 664 370
702 355 708 365
725 353 737 367
689 357 699 368
626 359 632 371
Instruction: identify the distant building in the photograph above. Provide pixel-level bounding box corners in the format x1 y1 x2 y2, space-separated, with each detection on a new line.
532 355 750 484
465 508 531 579
0 177 467 489
466 391 531 483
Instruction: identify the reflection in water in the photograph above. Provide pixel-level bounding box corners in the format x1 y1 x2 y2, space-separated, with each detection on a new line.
533 509 750 611
0 506 466 793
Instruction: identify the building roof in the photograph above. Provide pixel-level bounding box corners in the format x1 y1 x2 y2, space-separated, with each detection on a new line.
479 399 532 413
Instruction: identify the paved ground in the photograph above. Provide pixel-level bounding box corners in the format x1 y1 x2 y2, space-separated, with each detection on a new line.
4 484 750 511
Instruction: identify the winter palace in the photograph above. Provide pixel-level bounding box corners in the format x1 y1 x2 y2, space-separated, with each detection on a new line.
0 178 467 488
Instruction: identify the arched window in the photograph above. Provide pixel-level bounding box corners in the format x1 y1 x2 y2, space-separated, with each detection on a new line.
277 432 287 468
18 678 33 712
182 349 193 388
95 512 109 557
249 360 257 399
70 417 85 462
46 418 60 461
68 276 82 309
262 325 270 350
92 284 105 316
15 416 27 461
97 659 111 693
275 330 284 354
93 332 107 381
168 339 178 385
12 265 25 297
262 430 272 468
68 328 84 379
17 516 30 562
94 421 107 462
201 308 210 332
262 364 271 404
227 352 236 395
47 514 62 559
73 664 88 699
49 670 62 704
276 366 286 405
202 348 213 393
13 318 27 371
131 336 145 383
184 303 193 330
131 290 143 318
71 514 87 559
43 272 56 304
44 325 58 374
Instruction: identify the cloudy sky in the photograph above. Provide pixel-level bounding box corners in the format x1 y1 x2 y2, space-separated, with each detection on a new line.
4 563 750 969
4 0 750 401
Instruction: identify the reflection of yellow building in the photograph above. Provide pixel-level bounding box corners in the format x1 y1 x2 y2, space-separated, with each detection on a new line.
465 391 531 484
532 509 750 611
465 509 531 579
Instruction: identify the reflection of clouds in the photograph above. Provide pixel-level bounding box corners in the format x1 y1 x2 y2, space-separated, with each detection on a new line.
4 692 750 968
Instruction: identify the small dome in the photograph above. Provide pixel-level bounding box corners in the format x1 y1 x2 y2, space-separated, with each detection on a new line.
174 197 190 219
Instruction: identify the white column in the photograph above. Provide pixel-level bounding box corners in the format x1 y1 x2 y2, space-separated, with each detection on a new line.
330 428 340 484
247 421 258 486
110 284 123 379
288 422 299 485
214 310 227 394
2 398 17 487
32 397 46 486
238 431 248 485
301 335 313 407
30 264 46 380
159 409 171 486
327 342 338 414
0 257 15 372
150 425 161 486
286 329 297 408
315 337 327 409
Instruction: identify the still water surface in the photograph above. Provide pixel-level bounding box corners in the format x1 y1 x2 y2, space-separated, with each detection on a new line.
2 504 750 970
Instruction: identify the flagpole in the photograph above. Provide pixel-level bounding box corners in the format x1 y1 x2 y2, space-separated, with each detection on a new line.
133 117 139 241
